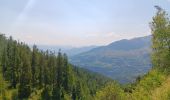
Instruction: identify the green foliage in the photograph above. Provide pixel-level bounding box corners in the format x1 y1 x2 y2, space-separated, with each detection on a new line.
127 69 166 100
18 45 32 99
150 6 170 72
0 71 18 100
0 34 112 100
95 7 170 100
0 73 7 100
42 86 52 100
31 45 40 87
0 34 7 62
95 82 125 100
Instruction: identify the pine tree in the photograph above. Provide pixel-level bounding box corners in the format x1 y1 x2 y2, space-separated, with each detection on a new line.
1 47 7 78
63 53 69 90
11 41 19 88
31 45 39 87
5 37 13 81
57 50 63 87
44 50 50 86
18 47 32 99
63 53 74 92
52 50 65 100
0 34 6 61
38 51 44 87
5 37 18 88
47 51 56 85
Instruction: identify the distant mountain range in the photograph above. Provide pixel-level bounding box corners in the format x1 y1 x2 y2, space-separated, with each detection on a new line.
70 35 152 83
36 45 97 56
36 36 152 84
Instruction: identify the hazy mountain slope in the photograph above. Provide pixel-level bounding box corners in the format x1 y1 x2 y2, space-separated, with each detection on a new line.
70 35 152 83
36 45 97 56
64 46 97 57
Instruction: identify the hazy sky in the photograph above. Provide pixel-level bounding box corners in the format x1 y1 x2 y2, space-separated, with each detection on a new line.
0 0 170 47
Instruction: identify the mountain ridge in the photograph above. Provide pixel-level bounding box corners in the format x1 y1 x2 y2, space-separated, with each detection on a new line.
70 35 152 83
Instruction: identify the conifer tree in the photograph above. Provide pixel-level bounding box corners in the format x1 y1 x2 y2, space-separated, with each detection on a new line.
57 50 63 87
1 47 7 78
18 47 32 99
38 51 44 87
11 41 19 88
31 45 39 87
52 50 63 100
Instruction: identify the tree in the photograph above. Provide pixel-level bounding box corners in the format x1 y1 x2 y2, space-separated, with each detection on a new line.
11 41 20 88
43 50 50 86
63 53 70 91
47 51 56 86
1 47 7 78
38 51 44 87
4 37 18 88
52 50 64 100
18 46 32 99
57 50 64 88
31 45 39 87
0 34 6 62
150 6 170 72
95 83 125 100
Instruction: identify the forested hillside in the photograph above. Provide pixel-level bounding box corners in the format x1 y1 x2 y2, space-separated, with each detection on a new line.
94 7 170 100
71 35 151 83
0 34 112 100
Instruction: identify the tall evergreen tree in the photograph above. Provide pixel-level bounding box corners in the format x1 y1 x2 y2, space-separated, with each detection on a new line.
11 41 19 88
18 47 32 99
57 50 63 88
44 50 50 86
31 45 39 87
38 51 44 87
52 50 63 100
1 47 7 78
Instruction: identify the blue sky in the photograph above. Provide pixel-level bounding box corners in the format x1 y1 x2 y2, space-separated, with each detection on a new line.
0 0 170 47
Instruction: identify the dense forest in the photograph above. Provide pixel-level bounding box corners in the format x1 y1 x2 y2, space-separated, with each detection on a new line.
0 34 113 100
0 6 170 100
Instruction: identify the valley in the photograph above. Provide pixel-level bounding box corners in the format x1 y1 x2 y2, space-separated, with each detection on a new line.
70 36 152 83
0 0 170 99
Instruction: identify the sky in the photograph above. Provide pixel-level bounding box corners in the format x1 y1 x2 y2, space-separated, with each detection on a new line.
0 0 170 47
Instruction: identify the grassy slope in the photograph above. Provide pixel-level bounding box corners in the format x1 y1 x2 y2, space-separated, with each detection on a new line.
126 69 170 100
151 76 170 100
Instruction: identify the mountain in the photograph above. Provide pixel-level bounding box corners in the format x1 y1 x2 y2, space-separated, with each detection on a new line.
70 35 152 83
64 46 97 57
36 45 97 56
